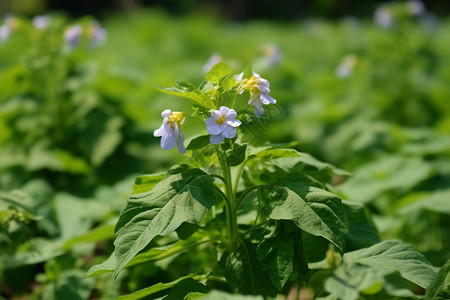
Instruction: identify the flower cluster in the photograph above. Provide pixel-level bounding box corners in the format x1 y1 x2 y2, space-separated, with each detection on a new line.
154 67 277 154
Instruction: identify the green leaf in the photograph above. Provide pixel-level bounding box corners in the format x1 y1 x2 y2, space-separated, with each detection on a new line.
199 290 264 300
205 62 232 83
221 142 247 167
154 82 214 109
424 258 450 300
62 224 115 250
163 278 210 300
324 263 415 300
343 240 438 289
265 176 348 252
255 226 295 291
116 275 204 300
113 169 216 277
340 155 434 204
132 173 166 195
342 200 380 251
219 242 277 296
398 189 450 215
187 135 211 151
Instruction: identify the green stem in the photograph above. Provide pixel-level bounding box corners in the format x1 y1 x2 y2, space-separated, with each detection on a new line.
233 158 248 196
215 145 239 252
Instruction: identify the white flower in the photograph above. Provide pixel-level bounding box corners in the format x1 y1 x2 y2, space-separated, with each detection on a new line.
408 1 425 16
64 24 82 49
33 15 50 29
154 109 186 154
87 20 106 46
335 54 358 78
0 14 15 41
374 7 393 28
238 72 276 117
205 106 241 144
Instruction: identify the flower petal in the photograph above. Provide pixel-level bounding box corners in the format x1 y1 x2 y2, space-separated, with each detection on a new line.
210 134 224 144
161 109 171 118
226 119 242 127
221 125 236 139
254 104 265 117
219 106 229 115
260 93 276 105
205 117 217 127
207 123 221 135
226 108 237 119
210 110 221 119
160 128 178 150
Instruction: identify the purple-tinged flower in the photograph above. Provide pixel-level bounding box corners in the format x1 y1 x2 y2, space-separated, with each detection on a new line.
0 14 16 41
205 106 241 144
408 1 425 16
64 24 82 49
87 20 106 46
238 72 277 117
374 7 393 28
154 109 186 154
335 54 358 78
33 15 50 29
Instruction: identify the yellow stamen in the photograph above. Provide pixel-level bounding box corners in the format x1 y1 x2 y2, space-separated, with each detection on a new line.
167 112 185 129
216 114 226 125
240 75 260 95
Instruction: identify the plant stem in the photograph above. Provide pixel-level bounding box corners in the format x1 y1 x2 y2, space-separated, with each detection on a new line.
215 145 239 252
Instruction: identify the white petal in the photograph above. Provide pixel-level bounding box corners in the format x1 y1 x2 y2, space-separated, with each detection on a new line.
177 132 186 154
226 119 242 127
236 72 244 82
153 124 166 137
160 128 178 150
257 84 270 94
205 117 217 127
260 93 276 105
161 109 171 118
221 125 236 139
258 78 270 87
226 108 237 119
207 123 221 135
254 104 265 117
210 134 224 144
219 106 229 115
210 110 221 119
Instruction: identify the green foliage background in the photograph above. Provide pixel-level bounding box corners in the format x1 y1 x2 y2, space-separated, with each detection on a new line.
0 4 449 299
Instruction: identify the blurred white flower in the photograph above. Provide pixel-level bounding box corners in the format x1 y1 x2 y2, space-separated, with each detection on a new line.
33 15 50 29
203 53 224 73
335 54 358 78
374 7 393 28
64 24 82 49
0 14 15 41
262 44 282 68
238 72 276 117
205 106 241 144
408 1 425 16
87 20 106 46
154 109 186 154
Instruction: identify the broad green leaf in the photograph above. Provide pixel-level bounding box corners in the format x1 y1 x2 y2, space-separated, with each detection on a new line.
324 263 415 300
113 169 216 277
85 252 116 278
424 258 450 300
116 275 205 300
90 116 124 166
255 226 295 291
199 290 264 300
340 155 434 204
132 173 166 195
265 176 348 252
219 242 277 296
62 224 115 250
221 142 247 167
342 200 380 251
154 81 214 109
163 278 209 300
187 135 211 151
343 240 438 288
398 189 450 215
2 238 64 269
205 62 232 83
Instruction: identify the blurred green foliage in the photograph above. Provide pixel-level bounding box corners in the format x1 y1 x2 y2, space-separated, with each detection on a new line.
0 3 449 298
